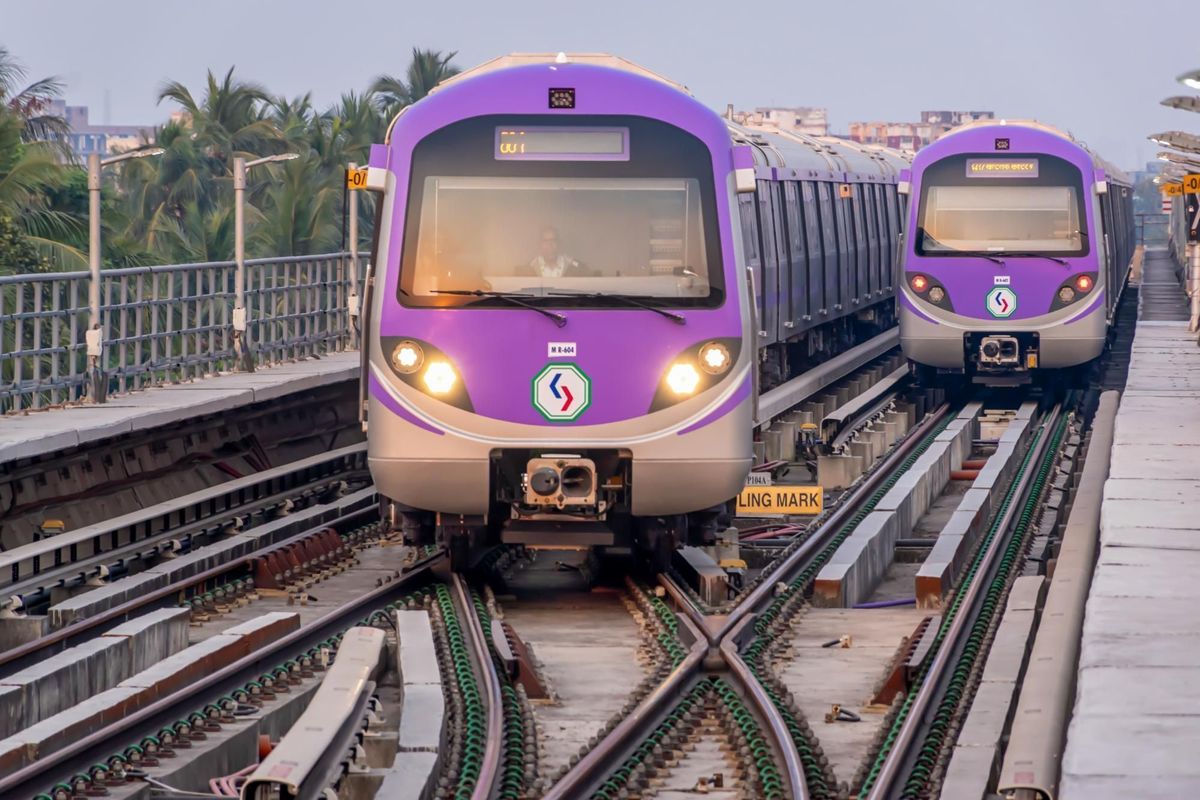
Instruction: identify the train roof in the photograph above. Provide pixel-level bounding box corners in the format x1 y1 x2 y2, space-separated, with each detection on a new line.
425 53 911 184
431 52 690 96
731 121 910 183
938 118 1131 185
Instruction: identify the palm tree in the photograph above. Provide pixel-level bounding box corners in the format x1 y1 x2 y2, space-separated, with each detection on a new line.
0 45 69 144
157 67 281 167
370 48 460 119
251 154 338 257
0 107 80 269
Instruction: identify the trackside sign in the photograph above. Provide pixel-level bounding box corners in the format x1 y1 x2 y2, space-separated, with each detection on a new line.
737 485 823 516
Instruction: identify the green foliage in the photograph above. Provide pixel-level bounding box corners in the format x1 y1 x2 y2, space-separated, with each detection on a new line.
0 46 462 273
0 212 48 274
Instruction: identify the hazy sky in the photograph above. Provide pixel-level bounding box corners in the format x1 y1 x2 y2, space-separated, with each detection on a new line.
5 0 1194 170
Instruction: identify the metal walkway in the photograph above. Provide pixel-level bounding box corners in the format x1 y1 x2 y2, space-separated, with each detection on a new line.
1061 248 1200 799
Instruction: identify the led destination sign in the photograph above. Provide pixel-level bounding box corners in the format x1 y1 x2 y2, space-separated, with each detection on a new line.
965 158 1040 178
495 127 629 161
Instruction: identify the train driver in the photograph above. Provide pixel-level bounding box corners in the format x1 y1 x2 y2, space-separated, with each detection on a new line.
529 225 583 278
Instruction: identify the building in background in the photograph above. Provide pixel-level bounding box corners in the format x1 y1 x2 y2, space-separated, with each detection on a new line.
729 106 828 136
848 110 995 151
46 100 156 162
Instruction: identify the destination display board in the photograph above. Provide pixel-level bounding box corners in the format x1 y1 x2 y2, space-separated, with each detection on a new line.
495 127 629 161
965 158 1040 178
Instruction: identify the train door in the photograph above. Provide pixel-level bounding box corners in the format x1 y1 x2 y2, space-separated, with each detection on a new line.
830 183 852 312
864 184 881 299
848 187 867 307
782 181 807 332
756 180 781 346
1099 191 1118 317
802 182 825 325
883 184 899 295
738 193 764 339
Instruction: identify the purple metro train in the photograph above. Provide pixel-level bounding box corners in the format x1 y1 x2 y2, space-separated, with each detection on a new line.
899 120 1134 384
359 54 907 568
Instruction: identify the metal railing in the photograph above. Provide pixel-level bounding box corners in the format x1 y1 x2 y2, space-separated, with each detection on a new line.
1 252 365 413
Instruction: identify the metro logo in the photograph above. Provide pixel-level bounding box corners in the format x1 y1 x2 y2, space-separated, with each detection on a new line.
532 364 591 422
986 287 1017 318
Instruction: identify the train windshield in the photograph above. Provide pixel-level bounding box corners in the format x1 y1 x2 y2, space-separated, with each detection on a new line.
397 115 724 308
915 154 1089 257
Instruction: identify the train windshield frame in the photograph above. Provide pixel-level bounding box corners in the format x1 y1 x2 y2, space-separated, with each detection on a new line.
914 152 1090 258
396 114 725 310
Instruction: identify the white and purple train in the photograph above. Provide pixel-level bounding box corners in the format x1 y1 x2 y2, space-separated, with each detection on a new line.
899 120 1134 384
358 54 906 568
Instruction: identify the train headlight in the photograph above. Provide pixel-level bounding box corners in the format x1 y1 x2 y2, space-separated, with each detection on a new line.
666 363 701 395
910 274 929 293
379 336 474 411
1049 272 1097 312
647 337 742 413
391 341 424 374
699 342 731 375
422 361 457 395
928 287 945 304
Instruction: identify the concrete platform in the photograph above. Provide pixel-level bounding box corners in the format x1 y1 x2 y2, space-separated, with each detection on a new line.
0 352 357 466
1062 253 1200 800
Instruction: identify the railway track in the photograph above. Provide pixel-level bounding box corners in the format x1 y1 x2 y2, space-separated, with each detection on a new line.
513 390 1075 800
0 443 370 614
0 337 1096 800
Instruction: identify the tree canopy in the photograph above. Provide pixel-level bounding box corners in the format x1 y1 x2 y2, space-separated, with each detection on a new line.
0 47 462 275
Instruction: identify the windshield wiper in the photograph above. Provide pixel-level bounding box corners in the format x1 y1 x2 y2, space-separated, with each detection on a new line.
946 250 1005 264
431 289 567 327
995 251 1069 265
546 292 686 324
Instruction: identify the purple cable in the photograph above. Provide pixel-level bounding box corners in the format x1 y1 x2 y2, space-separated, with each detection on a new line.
853 597 916 609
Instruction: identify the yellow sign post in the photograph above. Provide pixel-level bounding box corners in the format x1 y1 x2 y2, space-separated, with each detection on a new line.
736 485 823 516
1184 174 1200 194
346 167 369 190
1162 183 1184 196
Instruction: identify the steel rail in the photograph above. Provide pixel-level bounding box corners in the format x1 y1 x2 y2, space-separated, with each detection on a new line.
720 617 807 800
0 551 443 799
1 443 368 600
0 490 378 675
542 615 709 800
451 574 504 800
710 400 953 645
823 365 909 450
242 626 386 800
641 401 954 800
998 391 1118 800
864 402 1064 800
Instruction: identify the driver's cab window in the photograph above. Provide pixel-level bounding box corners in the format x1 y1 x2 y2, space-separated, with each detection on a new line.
409 176 710 298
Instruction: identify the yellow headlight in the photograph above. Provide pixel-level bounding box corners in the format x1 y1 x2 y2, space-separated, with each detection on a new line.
391 340 424 374
422 361 457 395
699 342 731 375
666 362 701 395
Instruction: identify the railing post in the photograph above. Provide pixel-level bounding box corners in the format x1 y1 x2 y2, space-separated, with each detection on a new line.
347 161 360 350
232 156 255 372
86 153 107 403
